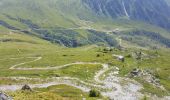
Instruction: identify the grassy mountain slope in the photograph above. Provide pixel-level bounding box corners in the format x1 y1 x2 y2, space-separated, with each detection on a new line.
0 0 170 99
0 31 112 78
0 0 170 48
0 30 170 98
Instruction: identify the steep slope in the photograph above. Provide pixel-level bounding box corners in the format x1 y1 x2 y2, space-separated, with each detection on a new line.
0 0 92 28
0 0 170 48
0 1 170 99
84 0 170 30
0 0 119 47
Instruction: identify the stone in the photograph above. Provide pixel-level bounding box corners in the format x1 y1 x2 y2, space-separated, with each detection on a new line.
0 92 12 100
21 84 32 91
130 68 141 77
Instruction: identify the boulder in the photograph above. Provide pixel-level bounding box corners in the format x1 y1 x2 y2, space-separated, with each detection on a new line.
0 92 12 100
21 84 32 91
130 68 142 77
118 56 124 62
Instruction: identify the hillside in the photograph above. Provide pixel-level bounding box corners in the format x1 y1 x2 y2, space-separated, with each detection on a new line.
0 0 170 100
84 0 170 30
0 30 170 99
0 0 170 48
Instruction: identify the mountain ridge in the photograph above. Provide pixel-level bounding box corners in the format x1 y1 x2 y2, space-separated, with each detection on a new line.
0 0 170 48
83 0 170 30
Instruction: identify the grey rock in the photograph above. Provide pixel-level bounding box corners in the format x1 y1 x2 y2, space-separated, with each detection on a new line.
0 92 12 100
21 84 32 91
130 68 142 77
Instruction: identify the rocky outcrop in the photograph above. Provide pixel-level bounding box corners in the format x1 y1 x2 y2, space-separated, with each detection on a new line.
83 0 170 30
129 69 162 88
0 92 12 100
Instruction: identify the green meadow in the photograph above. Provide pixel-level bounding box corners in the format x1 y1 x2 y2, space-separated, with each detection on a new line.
0 31 170 99
8 85 107 100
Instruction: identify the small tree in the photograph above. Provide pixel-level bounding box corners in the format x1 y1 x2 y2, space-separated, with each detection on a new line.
96 54 100 57
89 89 101 97
126 54 131 58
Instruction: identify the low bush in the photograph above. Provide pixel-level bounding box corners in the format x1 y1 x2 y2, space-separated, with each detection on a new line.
89 89 101 97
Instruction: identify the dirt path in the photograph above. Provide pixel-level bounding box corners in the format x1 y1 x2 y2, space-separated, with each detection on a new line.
94 64 109 83
10 57 42 70
0 79 90 92
10 58 102 70
0 56 146 100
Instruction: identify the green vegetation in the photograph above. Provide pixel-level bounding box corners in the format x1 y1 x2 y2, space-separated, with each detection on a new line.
89 89 101 97
121 30 170 48
8 85 105 100
0 32 170 96
55 64 102 80
0 32 112 81
0 31 170 98
115 49 170 96
0 0 170 99
137 78 169 97
141 96 148 100
1 0 170 47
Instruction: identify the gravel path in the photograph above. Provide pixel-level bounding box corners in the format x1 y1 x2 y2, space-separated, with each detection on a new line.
10 57 42 70
1 56 168 100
